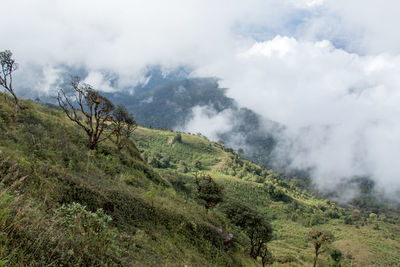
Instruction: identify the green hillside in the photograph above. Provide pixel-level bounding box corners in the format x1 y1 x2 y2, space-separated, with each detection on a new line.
104 77 278 169
132 127 400 266
0 92 400 266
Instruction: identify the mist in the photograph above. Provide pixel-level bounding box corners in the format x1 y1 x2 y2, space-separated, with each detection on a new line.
1 0 400 200
193 36 400 199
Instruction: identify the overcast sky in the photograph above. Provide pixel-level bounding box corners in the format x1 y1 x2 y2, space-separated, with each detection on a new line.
1 0 400 199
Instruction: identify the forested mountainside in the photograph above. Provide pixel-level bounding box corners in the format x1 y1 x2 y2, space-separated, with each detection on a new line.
0 93 399 266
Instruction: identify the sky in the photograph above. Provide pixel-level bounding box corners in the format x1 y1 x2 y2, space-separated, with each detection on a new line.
1 0 400 200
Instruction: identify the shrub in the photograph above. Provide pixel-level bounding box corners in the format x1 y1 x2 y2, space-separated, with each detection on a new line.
329 248 343 267
264 184 292 203
326 209 340 219
309 213 324 226
343 216 352 225
194 160 202 170
159 156 170 168
172 133 182 143
194 174 223 210
178 161 188 173
53 202 118 265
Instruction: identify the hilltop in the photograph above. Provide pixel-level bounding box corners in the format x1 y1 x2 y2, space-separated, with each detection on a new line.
0 93 400 266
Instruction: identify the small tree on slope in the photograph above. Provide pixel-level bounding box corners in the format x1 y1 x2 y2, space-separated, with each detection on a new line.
308 229 334 267
57 76 114 151
111 104 137 153
0 50 23 109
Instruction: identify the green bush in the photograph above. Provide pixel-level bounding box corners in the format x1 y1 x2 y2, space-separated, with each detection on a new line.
309 213 324 226
194 160 202 170
194 174 223 210
326 209 340 219
264 184 292 203
53 202 118 265
172 133 182 143
329 248 343 267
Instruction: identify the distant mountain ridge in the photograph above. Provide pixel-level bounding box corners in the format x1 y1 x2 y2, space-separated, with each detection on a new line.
104 76 280 168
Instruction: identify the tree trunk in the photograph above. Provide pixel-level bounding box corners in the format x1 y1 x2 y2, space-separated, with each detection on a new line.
313 250 318 267
10 90 23 110
88 136 96 151
14 95 20 109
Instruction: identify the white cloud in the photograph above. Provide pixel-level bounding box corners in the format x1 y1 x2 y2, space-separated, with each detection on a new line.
306 0 324 7
194 36 400 198
179 106 233 141
84 71 116 93
298 0 400 54
2 0 400 199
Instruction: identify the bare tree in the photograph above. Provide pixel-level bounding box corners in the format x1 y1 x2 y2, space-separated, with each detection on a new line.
111 104 137 152
0 50 22 109
57 76 115 151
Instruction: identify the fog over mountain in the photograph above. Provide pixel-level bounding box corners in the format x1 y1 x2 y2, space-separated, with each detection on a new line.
2 0 400 200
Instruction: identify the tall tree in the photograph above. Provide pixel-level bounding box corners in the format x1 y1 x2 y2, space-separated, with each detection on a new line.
111 104 137 152
57 76 114 151
308 229 334 267
221 201 274 265
0 50 22 109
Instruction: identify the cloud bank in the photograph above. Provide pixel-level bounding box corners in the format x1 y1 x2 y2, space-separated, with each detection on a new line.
1 0 400 199
180 106 234 141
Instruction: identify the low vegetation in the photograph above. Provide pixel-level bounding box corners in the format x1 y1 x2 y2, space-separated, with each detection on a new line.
0 92 399 266
132 125 400 266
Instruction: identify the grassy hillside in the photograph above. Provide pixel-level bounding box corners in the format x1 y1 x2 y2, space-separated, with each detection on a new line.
132 126 400 266
0 93 252 266
104 77 278 169
0 92 399 266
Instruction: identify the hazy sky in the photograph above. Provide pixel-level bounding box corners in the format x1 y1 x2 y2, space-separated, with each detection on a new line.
1 0 400 199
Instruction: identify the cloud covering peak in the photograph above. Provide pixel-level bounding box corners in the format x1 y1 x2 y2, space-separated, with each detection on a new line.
1 0 400 199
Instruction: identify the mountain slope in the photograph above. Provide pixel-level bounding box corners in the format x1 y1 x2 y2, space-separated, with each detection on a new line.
132 126 400 266
105 77 279 168
0 93 252 266
1 93 400 266
106 75 399 219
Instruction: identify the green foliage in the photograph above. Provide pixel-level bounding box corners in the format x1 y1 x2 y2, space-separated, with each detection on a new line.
326 208 340 219
178 161 188 173
110 104 137 152
343 215 352 225
309 213 324 226
0 97 249 266
261 247 274 266
52 202 117 265
308 229 334 267
1 94 400 266
194 173 223 210
264 183 292 203
221 201 273 261
194 160 202 170
173 133 182 143
329 248 343 267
